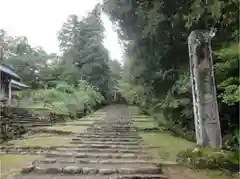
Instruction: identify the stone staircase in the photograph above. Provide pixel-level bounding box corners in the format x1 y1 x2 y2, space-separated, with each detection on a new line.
1 107 52 128
15 105 167 179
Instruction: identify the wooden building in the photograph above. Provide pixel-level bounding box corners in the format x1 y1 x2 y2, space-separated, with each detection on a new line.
0 64 28 104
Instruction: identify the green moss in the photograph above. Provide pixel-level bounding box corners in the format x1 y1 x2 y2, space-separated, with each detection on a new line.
7 134 71 147
139 131 195 161
0 155 41 179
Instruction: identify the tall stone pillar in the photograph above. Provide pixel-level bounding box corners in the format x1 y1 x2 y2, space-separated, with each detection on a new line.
188 30 222 149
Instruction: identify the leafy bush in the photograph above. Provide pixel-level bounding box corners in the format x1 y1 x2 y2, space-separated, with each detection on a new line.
214 44 240 106
177 147 239 171
18 80 104 117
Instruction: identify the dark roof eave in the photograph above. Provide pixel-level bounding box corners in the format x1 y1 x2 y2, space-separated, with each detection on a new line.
11 79 29 88
0 64 20 80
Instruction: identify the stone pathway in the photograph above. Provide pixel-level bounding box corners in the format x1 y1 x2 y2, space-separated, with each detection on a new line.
6 105 167 179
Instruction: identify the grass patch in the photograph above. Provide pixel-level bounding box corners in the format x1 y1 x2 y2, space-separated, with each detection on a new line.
128 106 142 113
163 165 234 179
140 132 195 161
7 134 71 147
134 120 158 129
45 125 87 133
131 115 152 119
0 155 41 179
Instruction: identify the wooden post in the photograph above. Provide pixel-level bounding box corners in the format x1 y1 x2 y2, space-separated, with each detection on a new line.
113 89 117 102
0 29 5 62
188 30 222 149
8 79 11 105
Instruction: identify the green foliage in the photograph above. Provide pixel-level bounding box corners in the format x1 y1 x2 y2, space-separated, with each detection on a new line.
214 44 240 105
18 81 104 117
0 4 119 117
104 0 239 151
58 6 112 99
177 147 239 171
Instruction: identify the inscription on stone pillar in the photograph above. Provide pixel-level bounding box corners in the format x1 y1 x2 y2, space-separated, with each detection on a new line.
188 30 222 149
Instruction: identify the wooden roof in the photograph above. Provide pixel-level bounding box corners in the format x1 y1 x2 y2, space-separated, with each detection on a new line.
11 79 29 90
0 64 20 80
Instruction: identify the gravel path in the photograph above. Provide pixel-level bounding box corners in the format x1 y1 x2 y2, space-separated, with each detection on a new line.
6 105 167 179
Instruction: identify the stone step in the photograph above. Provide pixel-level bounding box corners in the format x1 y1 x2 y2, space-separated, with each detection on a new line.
91 124 133 127
84 131 136 134
72 138 143 142
86 129 136 132
73 119 101 122
132 120 153 122
54 147 147 154
23 163 161 175
83 135 140 139
11 121 49 124
87 129 135 132
93 124 133 127
16 174 167 179
85 132 138 136
77 134 141 139
89 127 134 130
92 121 132 123
44 151 152 160
1 145 144 150
69 141 141 146
92 122 133 124
13 121 49 123
37 158 161 165
86 129 135 132
0 149 147 156
30 129 75 135
12 117 40 120
55 123 92 126
12 123 51 127
94 122 132 124
1 146 152 155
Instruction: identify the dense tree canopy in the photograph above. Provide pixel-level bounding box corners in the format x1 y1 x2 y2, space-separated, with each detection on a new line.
58 5 112 99
103 0 239 150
